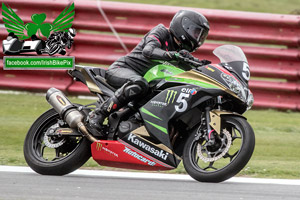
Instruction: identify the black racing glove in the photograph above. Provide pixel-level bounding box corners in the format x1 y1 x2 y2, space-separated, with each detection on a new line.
166 50 211 67
193 58 211 66
178 49 194 60
166 50 194 61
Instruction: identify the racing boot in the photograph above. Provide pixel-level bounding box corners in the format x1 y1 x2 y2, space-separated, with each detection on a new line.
88 76 149 134
88 81 146 133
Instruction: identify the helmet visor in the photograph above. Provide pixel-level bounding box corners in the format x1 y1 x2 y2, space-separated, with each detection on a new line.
182 17 208 46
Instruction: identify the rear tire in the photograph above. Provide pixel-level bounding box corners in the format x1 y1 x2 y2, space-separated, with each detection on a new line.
183 115 255 182
24 108 91 175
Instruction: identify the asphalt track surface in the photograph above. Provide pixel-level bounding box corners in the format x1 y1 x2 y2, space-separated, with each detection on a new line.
1 166 300 200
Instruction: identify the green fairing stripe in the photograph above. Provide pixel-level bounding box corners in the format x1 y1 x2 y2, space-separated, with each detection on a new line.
165 77 219 89
144 120 168 134
141 107 162 121
144 65 185 82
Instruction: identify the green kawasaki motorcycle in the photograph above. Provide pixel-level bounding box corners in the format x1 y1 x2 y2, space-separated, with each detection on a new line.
24 44 255 183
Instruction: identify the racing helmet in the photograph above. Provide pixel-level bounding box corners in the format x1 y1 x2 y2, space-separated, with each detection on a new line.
67 28 76 39
169 10 209 52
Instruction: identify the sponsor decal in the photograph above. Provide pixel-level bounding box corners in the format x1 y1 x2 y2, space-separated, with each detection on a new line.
96 142 118 157
96 143 102 151
150 100 167 107
127 133 169 160
102 146 118 158
206 66 215 72
160 69 173 75
57 129 72 134
190 88 197 95
181 87 195 94
165 90 177 104
56 95 66 106
174 87 199 112
123 147 156 166
107 101 114 112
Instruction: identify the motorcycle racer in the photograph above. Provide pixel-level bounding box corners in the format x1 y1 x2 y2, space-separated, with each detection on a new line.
89 10 211 132
44 28 76 55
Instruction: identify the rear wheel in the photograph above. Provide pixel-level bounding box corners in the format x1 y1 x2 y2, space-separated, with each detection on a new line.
183 115 255 182
24 108 91 175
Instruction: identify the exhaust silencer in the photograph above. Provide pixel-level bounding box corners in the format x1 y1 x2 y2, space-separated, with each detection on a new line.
46 88 97 142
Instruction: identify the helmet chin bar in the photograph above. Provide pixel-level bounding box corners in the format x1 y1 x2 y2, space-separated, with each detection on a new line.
173 36 181 47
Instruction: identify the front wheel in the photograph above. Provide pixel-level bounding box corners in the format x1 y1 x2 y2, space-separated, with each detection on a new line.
24 108 91 175
183 115 255 182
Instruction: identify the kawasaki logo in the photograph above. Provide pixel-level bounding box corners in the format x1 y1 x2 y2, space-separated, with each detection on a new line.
128 133 169 160
165 90 177 104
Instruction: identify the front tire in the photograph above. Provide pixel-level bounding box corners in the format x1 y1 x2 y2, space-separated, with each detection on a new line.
24 108 91 175
183 115 255 182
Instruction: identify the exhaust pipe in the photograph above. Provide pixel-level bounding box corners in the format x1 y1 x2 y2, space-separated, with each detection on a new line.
46 88 97 142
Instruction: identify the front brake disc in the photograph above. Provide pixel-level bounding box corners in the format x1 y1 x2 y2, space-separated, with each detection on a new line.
197 129 232 163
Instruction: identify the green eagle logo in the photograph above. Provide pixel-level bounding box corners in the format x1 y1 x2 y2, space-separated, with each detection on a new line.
2 2 75 40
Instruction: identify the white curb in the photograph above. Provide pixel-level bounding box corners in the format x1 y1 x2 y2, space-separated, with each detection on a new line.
1 165 300 186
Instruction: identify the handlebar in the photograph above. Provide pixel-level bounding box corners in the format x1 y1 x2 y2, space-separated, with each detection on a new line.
177 55 205 68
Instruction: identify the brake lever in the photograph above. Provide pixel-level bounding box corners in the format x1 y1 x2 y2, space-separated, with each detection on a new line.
178 55 203 68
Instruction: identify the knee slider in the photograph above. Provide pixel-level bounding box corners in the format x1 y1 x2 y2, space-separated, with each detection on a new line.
128 76 149 94
124 85 143 99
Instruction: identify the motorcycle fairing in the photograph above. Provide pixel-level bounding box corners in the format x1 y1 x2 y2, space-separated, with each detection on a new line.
119 132 180 168
172 67 240 100
71 65 114 97
198 64 242 87
140 84 220 149
221 61 250 85
91 140 175 171
144 64 185 82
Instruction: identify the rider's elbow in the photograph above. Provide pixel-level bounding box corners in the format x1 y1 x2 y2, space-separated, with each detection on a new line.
142 45 154 58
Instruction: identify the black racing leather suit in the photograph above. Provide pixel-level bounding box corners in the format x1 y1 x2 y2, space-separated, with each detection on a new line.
106 24 180 88
94 24 182 125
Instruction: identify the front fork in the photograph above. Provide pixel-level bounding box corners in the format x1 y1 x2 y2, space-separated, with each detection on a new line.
205 107 216 145
204 96 222 144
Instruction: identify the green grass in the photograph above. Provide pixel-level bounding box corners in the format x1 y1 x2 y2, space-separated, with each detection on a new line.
0 92 300 179
0 92 94 166
108 0 300 14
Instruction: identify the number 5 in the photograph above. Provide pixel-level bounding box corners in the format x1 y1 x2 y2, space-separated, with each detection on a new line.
242 62 250 81
175 93 190 112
